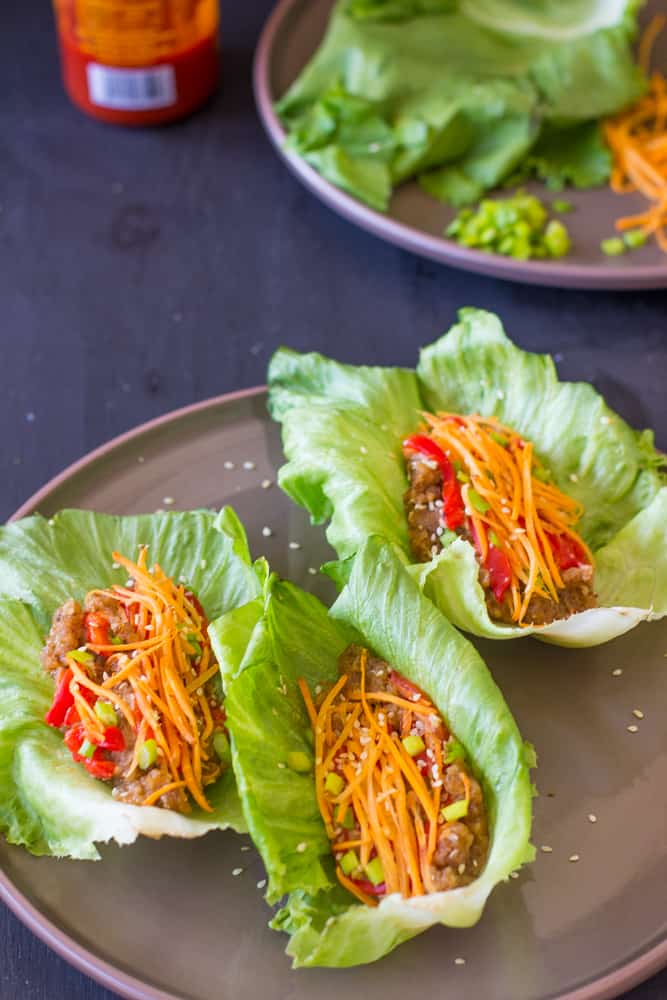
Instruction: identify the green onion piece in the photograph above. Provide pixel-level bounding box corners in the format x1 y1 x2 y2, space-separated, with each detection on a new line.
185 633 203 659
286 750 312 773
79 739 97 759
365 857 384 886
488 531 501 548
68 649 93 664
468 488 490 513
532 465 552 483
441 799 469 823
325 771 344 796
138 738 158 770
110 635 123 646
489 431 508 447
213 731 231 762
341 808 355 830
601 237 625 256
623 228 647 249
444 740 466 764
340 850 359 876
543 220 571 259
401 734 425 757
94 700 118 727
456 469 470 483
551 199 574 214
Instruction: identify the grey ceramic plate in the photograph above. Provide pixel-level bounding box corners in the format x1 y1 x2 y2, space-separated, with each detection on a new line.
253 0 667 290
1 388 666 1000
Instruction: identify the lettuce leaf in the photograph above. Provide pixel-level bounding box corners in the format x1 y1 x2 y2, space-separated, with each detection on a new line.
276 0 643 209
269 308 667 646
0 507 262 859
211 537 535 967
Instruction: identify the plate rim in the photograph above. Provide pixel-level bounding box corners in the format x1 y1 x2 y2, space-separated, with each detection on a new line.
1 386 666 1000
253 0 667 291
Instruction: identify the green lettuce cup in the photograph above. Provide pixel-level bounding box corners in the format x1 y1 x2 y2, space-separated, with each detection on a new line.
276 0 643 210
210 536 535 968
268 308 667 647
0 507 263 860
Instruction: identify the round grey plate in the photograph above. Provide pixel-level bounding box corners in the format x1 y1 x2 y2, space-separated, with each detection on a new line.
253 0 667 289
2 389 666 1000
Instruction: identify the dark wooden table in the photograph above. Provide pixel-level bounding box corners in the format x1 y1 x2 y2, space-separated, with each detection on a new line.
2 2 666 998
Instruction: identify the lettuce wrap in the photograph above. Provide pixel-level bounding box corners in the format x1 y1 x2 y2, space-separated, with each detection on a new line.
210 536 535 967
268 307 667 646
0 507 263 859
276 0 644 210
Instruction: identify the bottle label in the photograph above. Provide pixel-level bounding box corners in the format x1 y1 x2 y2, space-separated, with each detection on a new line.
86 63 176 110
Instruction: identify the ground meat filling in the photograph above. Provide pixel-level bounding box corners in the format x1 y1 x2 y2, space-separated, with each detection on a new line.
404 452 597 626
42 585 226 814
314 644 489 899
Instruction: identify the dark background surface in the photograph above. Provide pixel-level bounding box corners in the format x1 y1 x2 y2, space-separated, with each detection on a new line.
1 1 666 998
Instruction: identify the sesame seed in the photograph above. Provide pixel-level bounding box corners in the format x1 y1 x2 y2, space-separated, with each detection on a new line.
277 762 286 769
111 561 120 569
296 842 308 853
288 541 301 550
256 879 267 889
261 478 272 489
162 496 175 506
600 415 612 425
240 845 252 852
232 868 244 876
540 845 553 854
627 724 639 733
568 854 580 863
612 668 623 676
261 526 273 537
308 567 317 575
454 957 466 966
588 813 597 823
632 709 644 719
200 559 207 569
243 461 256 470
569 473 579 483
223 461 235 470
360 446 368 455
509 871 519 879
458 863 466 875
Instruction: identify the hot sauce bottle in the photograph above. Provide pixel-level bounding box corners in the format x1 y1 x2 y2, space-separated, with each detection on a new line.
52 0 220 126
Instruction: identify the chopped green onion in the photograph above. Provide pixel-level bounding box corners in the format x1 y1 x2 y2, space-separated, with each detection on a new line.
341 808 355 830
110 635 123 646
68 649 93 664
600 237 625 257
79 739 97 759
543 220 571 259
401 734 425 757
286 750 312 773
138 739 158 770
468 488 489 513
489 431 508 447
94 700 118 727
444 739 466 764
441 799 469 822
365 857 385 886
623 228 647 249
444 191 571 260
185 633 203 659
532 465 552 483
340 850 359 876
456 469 470 483
325 771 344 796
488 531 501 548
551 199 574 214
213 731 231 762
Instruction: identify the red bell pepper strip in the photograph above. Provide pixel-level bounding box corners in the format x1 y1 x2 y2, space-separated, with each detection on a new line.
63 704 80 727
388 669 423 702
352 879 386 897
547 532 587 571
403 434 465 530
45 669 75 727
63 722 87 760
468 518 512 602
84 612 110 646
97 726 125 752
83 755 116 781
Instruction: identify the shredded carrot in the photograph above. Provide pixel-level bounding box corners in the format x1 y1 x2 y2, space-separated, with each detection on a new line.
299 646 486 906
143 780 188 807
420 412 592 625
604 16 667 253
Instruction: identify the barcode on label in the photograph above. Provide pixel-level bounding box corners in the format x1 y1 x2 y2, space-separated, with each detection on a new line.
87 63 176 111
